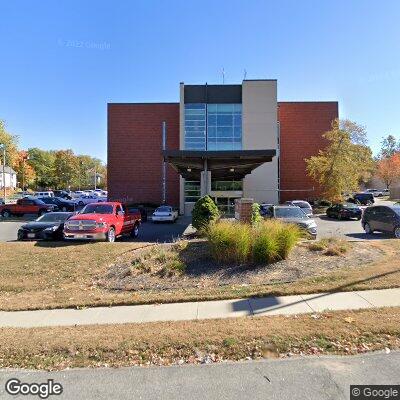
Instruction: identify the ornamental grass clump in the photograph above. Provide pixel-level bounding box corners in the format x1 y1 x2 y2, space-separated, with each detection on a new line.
207 220 251 264
207 219 301 265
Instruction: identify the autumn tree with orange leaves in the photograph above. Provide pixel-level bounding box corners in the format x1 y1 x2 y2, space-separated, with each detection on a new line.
376 153 400 189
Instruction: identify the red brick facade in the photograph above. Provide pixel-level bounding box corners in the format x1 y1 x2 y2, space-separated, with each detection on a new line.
108 101 338 206
278 102 338 202
107 103 180 206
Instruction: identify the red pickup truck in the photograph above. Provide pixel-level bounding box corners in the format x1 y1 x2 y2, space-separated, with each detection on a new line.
63 202 141 242
0 197 55 218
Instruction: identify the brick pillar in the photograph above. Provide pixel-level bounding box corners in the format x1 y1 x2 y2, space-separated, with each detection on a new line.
234 198 254 223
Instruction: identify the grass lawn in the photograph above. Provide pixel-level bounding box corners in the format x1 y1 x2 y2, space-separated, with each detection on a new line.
0 240 399 311
1 307 399 370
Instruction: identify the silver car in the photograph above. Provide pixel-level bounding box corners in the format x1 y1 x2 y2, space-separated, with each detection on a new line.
284 200 313 217
266 205 317 239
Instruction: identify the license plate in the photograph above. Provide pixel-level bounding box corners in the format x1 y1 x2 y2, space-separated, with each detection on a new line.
27 233 36 238
74 234 85 238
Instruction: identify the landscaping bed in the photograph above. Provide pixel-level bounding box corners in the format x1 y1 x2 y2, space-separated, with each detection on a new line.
0 239 398 311
97 239 384 292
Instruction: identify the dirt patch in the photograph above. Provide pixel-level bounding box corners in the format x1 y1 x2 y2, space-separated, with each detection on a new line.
98 239 385 292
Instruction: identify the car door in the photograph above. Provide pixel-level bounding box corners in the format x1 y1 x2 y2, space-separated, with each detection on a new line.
122 204 134 233
114 204 125 234
380 207 396 233
371 207 385 232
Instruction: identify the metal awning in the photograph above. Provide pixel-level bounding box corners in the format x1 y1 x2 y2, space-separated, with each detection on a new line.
163 149 276 180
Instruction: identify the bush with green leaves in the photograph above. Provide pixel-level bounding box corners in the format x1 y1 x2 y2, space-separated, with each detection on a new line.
207 219 301 265
192 195 220 231
251 203 262 225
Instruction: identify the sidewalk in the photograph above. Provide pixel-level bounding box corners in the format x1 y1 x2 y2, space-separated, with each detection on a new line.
1 288 400 328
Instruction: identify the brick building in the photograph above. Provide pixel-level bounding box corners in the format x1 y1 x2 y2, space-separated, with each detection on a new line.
108 80 338 215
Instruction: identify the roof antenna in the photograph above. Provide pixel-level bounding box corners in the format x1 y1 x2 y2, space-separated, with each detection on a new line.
243 69 247 80
221 67 225 84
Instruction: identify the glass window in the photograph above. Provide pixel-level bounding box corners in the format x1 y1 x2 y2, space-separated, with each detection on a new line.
185 104 206 150
184 103 242 151
184 181 201 202
211 180 243 191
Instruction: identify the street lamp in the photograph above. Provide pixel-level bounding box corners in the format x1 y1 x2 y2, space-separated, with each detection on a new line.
22 153 30 192
0 144 6 202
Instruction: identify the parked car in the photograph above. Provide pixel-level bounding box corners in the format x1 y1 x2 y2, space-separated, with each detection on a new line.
63 202 141 242
326 203 362 220
53 190 72 200
17 212 73 241
348 193 374 205
38 196 77 212
382 188 390 196
362 205 400 238
75 194 106 206
34 191 54 198
284 200 313 216
152 206 179 223
259 203 274 217
265 205 318 239
0 197 55 218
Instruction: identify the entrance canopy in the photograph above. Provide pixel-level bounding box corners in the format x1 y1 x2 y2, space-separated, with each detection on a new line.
163 150 276 180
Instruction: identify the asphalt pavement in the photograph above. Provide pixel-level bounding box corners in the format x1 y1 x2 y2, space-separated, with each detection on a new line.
0 351 398 400
0 198 396 243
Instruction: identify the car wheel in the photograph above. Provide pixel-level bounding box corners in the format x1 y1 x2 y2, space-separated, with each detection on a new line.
364 223 374 235
17 231 24 241
1 209 11 218
106 227 116 243
78 201 84 206
394 227 400 239
130 223 139 238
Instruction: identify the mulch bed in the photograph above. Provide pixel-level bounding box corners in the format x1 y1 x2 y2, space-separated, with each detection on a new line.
97 239 385 292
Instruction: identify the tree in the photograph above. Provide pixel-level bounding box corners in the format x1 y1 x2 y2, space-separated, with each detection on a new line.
376 154 400 189
192 195 220 230
27 148 56 189
0 120 19 168
14 151 36 190
378 135 399 159
53 150 80 189
305 119 375 201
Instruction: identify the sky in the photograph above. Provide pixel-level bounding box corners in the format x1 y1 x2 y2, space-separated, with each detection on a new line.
1 0 400 162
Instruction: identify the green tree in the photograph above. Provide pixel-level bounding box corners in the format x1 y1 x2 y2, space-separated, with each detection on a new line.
27 148 56 189
305 119 374 201
53 149 80 189
76 155 106 189
378 134 399 159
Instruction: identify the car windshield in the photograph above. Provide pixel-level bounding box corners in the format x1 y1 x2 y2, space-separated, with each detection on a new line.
275 207 307 218
293 201 310 209
343 203 358 209
36 213 70 222
34 199 46 205
156 206 171 213
81 204 113 214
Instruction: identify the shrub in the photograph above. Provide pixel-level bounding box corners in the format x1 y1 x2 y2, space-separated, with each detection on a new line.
252 222 280 263
251 203 262 225
192 195 220 231
207 220 251 264
308 237 349 256
207 219 301 265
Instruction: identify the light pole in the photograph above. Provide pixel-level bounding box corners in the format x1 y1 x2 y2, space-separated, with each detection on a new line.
22 154 29 192
0 144 6 202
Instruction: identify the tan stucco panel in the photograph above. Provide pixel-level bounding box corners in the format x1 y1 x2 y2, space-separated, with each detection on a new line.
242 80 279 204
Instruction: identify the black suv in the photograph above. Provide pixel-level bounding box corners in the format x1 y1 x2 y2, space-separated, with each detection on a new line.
362 205 400 238
348 193 374 205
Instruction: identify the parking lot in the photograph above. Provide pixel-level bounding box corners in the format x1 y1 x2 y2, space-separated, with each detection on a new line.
0 198 396 243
